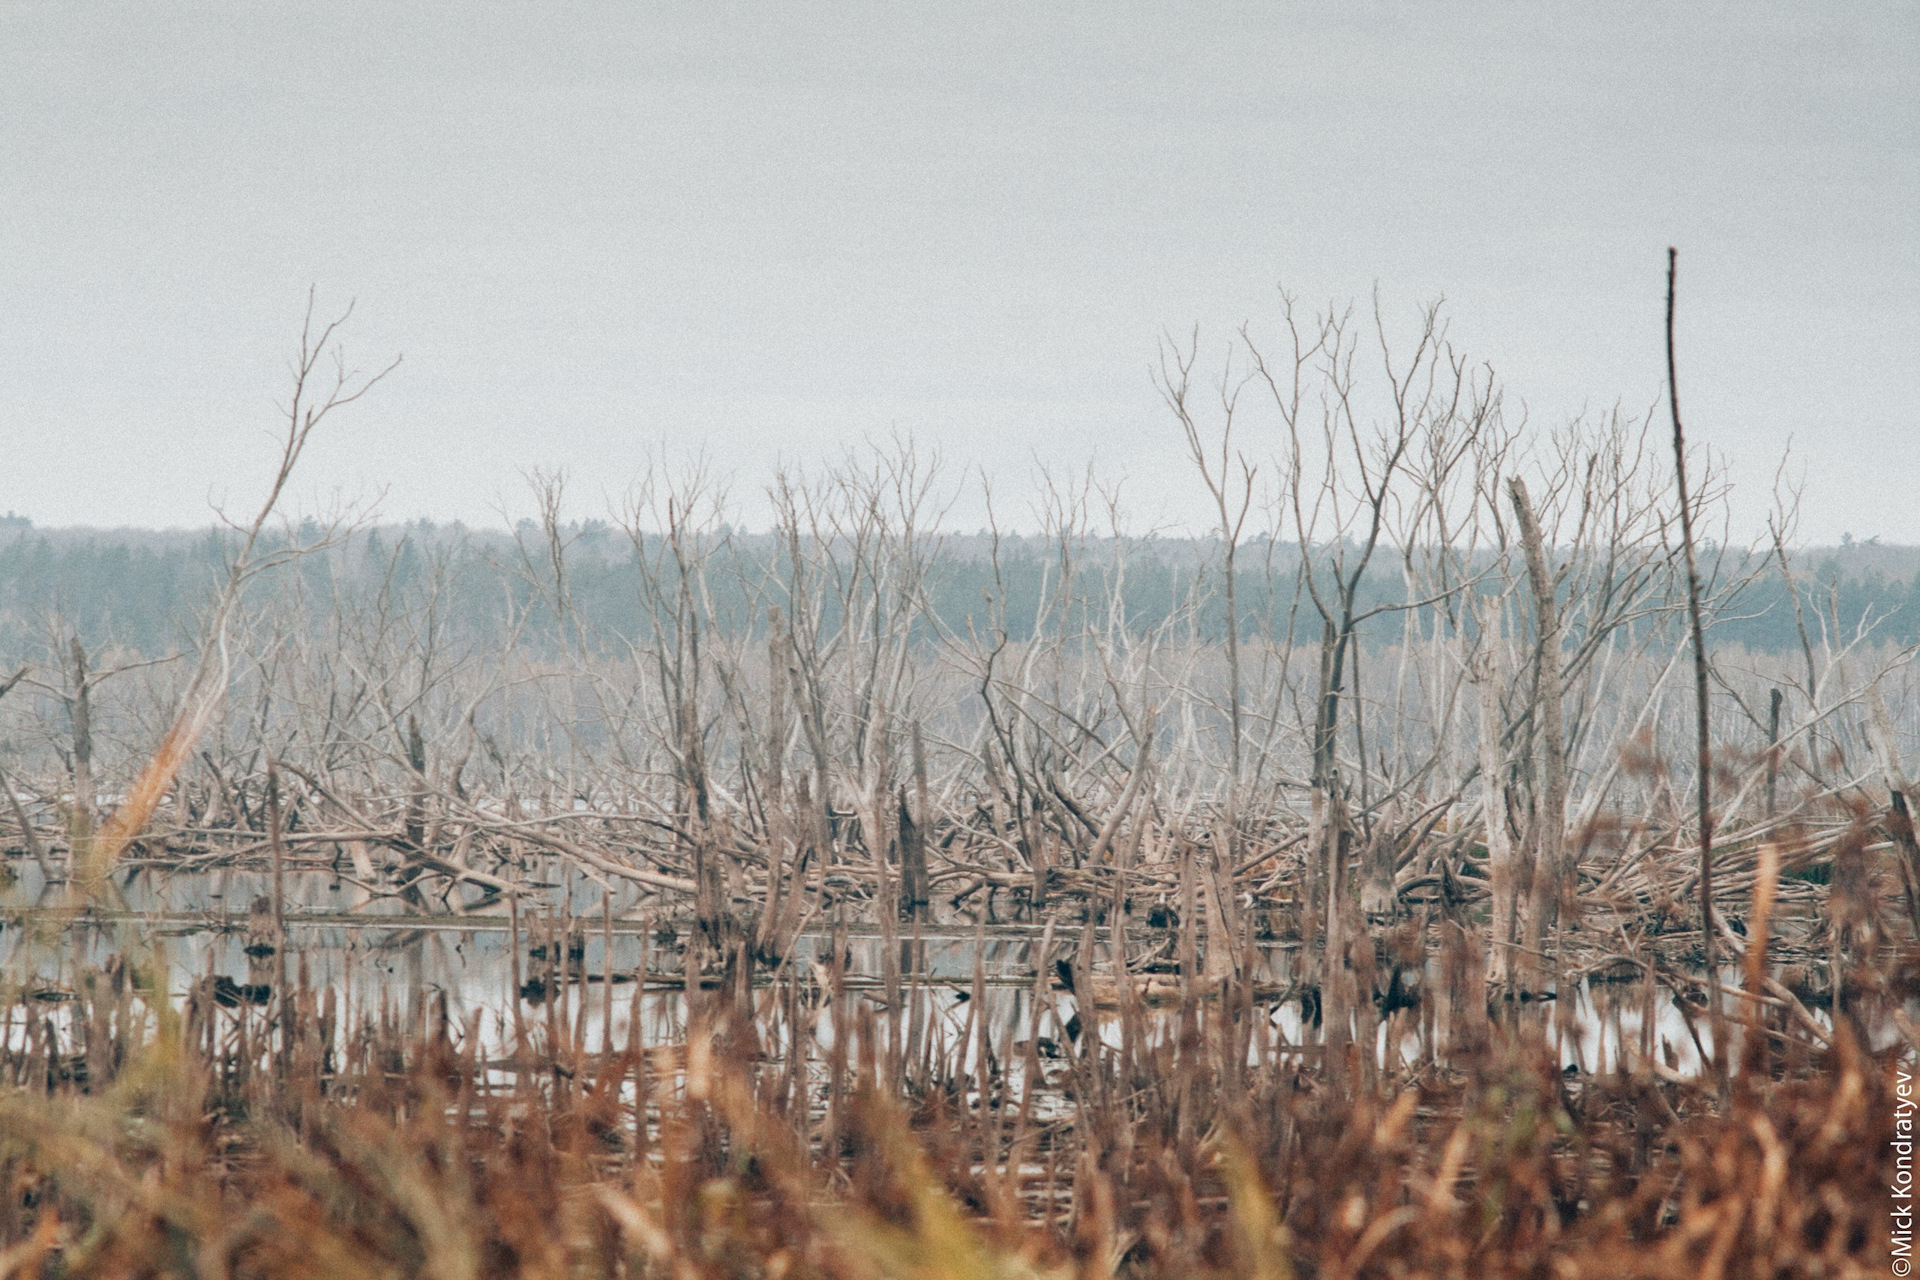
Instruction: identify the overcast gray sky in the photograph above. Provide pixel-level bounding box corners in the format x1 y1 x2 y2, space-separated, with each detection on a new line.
3 2 1915 540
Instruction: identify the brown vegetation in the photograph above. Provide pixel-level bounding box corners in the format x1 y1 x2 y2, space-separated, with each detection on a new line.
0 898 1902 1277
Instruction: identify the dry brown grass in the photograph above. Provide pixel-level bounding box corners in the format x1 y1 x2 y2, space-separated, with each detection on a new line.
0 926 1900 1279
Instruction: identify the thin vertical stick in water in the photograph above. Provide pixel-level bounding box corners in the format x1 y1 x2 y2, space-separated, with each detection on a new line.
558 885 573 1059
1009 915 1056 1182
1666 246 1723 1087
602 890 615 1058
636 908 651 1038
826 915 848 1174
963 913 986 1155
905 911 926 1090
266 762 288 1069
629 979 649 1169
509 894 525 1052
781 946 803 1121
632 908 652 1164
544 910 562 1075
265 765 286 936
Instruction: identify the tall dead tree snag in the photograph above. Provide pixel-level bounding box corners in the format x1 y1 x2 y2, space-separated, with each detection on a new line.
625 471 734 955
755 607 814 965
1666 247 1723 1081
673 509 724 951
64 637 95 844
64 637 94 836
1508 477 1565 986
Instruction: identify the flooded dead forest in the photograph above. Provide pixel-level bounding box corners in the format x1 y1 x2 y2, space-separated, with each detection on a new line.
0 299 1907 1276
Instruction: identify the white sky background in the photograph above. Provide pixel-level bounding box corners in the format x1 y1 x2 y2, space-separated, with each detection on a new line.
2 2 1915 541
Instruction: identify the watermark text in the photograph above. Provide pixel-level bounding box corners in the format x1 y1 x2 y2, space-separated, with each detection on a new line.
1896 1065 1914 1274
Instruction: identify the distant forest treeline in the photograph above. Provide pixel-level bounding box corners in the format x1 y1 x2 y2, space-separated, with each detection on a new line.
3 515 1919 664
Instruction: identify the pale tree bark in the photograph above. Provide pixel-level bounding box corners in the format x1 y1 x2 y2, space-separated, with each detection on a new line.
1473 599 1519 992
1508 476 1565 988
65 636 95 843
899 720 932 916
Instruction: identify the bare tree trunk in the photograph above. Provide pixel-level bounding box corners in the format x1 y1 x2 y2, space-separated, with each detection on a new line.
1766 686 1784 818
67 636 95 842
781 618 835 876
1474 603 1518 993
1509 477 1564 987
688 674 723 951
403 712 427 848
1306 619 1337 950
756 608 803 963
677 558 723 953
900 720 931 916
